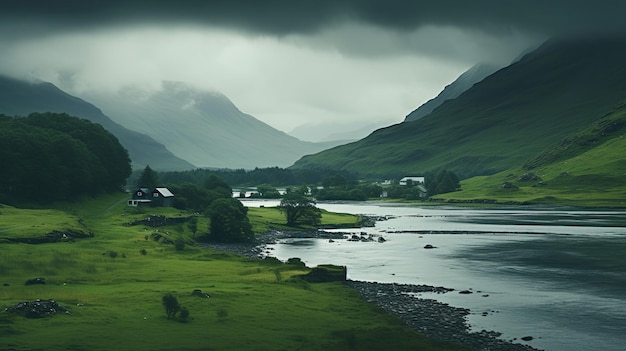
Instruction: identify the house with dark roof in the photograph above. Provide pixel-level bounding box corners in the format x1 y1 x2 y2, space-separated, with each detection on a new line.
128 187 175 207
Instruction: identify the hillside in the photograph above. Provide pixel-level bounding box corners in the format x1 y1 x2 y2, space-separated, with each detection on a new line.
404 63 502 122
81 82 344 169
292 37 626 179
0 76 194 171
434 102 626 207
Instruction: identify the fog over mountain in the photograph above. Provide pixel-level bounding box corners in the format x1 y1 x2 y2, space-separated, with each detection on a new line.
0 75 194 170
81 82 344 169
2 1 626 165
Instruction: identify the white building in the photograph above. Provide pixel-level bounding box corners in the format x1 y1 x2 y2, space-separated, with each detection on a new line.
399 176 425 185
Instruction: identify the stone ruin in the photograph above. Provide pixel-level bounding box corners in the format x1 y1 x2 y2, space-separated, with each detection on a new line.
5 299 68 318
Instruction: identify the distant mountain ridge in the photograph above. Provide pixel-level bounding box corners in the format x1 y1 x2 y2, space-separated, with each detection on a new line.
404 63 502 122
81 82 344 169
0 76 194 171
292 37 626 179
288 120 397 143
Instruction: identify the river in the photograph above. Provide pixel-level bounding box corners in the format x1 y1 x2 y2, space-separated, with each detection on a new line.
242 199 626 351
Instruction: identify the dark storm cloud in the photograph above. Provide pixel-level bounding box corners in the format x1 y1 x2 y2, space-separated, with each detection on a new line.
2 0 626 37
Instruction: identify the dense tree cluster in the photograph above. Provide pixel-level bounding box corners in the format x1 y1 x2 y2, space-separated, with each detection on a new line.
0 113 131 204
168 174 233 212
157 166 359 187
278 192 321 226
425 169 461 196
313 174 382 201
160 173 253 243
206 198 254 242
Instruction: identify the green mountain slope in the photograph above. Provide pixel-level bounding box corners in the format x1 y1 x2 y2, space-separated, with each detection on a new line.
404 63 502 122
0 76 195 171
292 37 626 179
435 102 626 207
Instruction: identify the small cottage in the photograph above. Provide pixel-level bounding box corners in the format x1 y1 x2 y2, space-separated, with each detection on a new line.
128 187 175 207
399 176 425 186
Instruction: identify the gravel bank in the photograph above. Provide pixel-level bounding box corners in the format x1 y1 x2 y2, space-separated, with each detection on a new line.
347 281 542 351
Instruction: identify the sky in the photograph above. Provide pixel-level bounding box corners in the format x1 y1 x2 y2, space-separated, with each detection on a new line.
1 1 625 134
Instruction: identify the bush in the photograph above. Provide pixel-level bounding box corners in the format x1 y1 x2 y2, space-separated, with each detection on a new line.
174 237 186 251
179 307 190 323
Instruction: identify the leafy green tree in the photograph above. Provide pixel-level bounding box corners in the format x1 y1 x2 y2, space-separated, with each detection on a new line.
0 113 131 204
425 169 460 197
204 174 232 198
162 294 180 319
205 198 254 243
256 184 281 198
279 193 321 226
25 112 131 192
137 165 159 190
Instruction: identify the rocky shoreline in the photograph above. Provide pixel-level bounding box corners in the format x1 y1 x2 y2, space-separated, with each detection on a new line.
204 229 543 351
346 281 541 351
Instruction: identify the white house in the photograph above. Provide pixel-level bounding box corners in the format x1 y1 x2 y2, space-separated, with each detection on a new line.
399 176 425 185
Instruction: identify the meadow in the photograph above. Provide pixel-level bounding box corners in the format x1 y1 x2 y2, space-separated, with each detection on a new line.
0 193 466 351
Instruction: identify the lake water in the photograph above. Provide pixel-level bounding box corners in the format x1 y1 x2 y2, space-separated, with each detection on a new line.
242 200 626 351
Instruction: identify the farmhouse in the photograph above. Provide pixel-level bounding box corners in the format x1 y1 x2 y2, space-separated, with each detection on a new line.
399 176 425 185
128 187 175 207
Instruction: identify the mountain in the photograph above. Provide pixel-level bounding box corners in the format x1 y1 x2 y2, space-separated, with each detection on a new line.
81 82 344 169
288 120 398 142
404 63 502 122
291 37 626 179
0 76 194 171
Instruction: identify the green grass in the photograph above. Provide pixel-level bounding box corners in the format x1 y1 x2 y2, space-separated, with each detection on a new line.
0 206 86 241
248 206 362 233
434 133 626 207
430 102 626 207
0 194 465 351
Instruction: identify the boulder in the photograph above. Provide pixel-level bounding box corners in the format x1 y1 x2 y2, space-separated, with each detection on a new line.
191 289 209 298
517 173 540 182
501 182 518 189
25 277 46 286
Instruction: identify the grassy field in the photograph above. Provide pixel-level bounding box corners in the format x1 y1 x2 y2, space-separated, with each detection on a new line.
247 206 362 233
0 194 466 351
433 107 626 208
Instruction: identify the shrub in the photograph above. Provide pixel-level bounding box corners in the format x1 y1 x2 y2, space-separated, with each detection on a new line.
179 307 190 323
174 237 186 251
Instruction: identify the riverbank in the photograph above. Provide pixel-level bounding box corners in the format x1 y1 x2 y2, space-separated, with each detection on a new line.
347 281 541 351
207 229 543 351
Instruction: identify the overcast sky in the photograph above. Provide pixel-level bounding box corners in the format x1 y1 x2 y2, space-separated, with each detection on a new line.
1 1 625 132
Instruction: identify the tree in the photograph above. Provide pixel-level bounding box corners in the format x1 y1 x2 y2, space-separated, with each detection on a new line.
256 184 281 198
278 193 321 226
0 113 131 204
162 294 180 319
425 169 460 197
137 165 159 190
206 198 254 243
